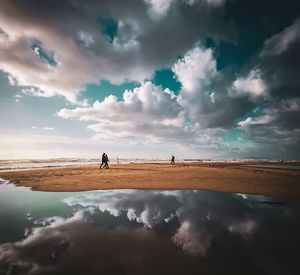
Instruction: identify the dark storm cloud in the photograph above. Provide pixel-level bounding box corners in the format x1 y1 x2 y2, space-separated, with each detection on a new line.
259 18 300 99
233 16 300 159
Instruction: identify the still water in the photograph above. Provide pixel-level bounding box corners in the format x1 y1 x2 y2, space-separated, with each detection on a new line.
0 179 299 275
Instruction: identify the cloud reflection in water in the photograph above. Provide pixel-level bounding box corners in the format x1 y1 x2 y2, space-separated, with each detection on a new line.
0 188 300 275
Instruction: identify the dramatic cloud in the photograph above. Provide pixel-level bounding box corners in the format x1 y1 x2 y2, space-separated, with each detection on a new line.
56 46 254 149
236 98 300 159
172 46 217 93
258 18 300 100
0 0 233 103
64 190 181 228
0 1 299 159
228 18 300 158
63 189 263 256
1 186 299 274
57 81 192 142
171 45 255 130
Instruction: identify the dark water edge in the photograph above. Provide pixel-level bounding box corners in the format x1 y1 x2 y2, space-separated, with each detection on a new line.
0 179 300 275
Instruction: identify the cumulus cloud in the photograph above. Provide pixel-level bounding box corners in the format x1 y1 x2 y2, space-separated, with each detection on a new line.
58 81 188 142
228 69 267 100
0 210 85 274
63 189 264 256
56 45 257 151
64 190 181 228
172 46 217 93
0 0 233 103
2 188 298 274
171 45 255 130
1 1 299 159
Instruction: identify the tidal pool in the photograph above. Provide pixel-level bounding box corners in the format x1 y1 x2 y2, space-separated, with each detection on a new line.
0 179 299 275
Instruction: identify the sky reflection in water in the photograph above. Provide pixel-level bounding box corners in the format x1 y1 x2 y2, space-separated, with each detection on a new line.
0 180 300 275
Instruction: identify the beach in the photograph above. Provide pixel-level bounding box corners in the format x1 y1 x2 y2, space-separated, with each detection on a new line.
1 162 299 199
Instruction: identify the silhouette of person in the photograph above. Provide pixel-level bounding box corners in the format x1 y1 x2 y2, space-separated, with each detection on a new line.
104 153 109 168
99 153 106 169
171 155 175 165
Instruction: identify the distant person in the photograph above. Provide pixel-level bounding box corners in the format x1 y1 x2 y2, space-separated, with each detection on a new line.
171 155 175 165
99 153 106 169
104 153 110 168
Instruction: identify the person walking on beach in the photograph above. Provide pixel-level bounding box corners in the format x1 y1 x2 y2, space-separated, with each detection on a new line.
99 153 106 169
104 153 110 168
171 155 175 165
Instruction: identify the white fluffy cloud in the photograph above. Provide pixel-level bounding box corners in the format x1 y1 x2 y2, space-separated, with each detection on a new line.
228 69 267 100
56 45 254 151
63 190 181 228
0 0 232 104
144 0 173 18
58 81 187 141
0 4 156 103
63 189 262 257
172 46 217 93
238 115 274 128
172 45 226 128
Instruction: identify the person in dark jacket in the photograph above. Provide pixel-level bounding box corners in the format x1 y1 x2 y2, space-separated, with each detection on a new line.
171 155 175 165
99 153 106 169
104 153 109 168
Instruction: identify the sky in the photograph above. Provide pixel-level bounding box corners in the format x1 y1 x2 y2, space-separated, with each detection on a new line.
0 0 299 160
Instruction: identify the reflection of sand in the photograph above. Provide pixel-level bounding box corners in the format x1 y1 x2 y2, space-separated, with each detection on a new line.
1 162 299 198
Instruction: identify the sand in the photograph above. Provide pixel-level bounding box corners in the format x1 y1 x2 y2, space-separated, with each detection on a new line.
1 162 299 199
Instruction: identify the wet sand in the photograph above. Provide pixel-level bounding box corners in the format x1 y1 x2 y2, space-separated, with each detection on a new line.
1 162 300 199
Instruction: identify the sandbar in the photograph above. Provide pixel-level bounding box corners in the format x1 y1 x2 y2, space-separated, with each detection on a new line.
1 162 299 199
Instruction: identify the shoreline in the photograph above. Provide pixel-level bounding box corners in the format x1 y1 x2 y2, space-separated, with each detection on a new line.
1 162 299 199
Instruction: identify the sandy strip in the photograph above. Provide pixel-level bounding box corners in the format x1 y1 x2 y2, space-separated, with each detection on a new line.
0 163 299 199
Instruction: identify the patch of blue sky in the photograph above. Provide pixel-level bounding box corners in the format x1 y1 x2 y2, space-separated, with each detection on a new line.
151 68 181 94
225 106 265 143
81 80 139 102
223 128 241 142
0 73 89 137
31 41 57 67
234 105 264 126
96 16 118 42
